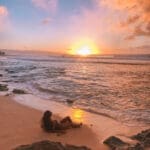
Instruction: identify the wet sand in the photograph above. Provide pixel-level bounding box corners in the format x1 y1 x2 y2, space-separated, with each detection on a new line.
0 96 104 150
0 95 148 150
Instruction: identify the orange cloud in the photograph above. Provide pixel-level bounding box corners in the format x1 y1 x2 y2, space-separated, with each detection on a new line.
0 6 9 32
32 0 58 13
99 0 150 39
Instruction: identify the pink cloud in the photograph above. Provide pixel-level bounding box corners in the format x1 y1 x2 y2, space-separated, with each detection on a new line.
99 0 150 39
69 8 113 39
0 6 8 16
32 0 58 13
0 6 9 32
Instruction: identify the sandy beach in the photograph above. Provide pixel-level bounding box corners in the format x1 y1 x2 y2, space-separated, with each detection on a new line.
0 95 149 150
0 95 104 150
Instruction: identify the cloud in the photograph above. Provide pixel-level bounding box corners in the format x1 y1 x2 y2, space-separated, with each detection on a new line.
0 6 9 32
99 0 150 39
32 0 58 13
68 7 115 40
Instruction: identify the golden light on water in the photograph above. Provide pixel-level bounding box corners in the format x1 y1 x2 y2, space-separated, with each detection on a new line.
71 109 84 122
69 39 100 56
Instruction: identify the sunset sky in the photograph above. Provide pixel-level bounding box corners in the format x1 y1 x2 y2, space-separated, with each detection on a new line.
0 0 149 54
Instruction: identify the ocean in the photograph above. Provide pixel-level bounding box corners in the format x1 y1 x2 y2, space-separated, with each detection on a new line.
0 51 150 126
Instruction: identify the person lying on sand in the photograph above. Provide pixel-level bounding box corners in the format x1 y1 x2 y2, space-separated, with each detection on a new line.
41 110 82 132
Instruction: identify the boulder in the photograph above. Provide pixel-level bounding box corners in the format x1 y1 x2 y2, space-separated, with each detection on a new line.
103 136 129 150
0 84 8 91
131 129 150 141
12 89 26 94
131 129 150 148
128 143 144 150
13 140 91 150
104 129 150 150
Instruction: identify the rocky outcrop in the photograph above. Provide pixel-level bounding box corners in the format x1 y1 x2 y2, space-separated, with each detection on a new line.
0 84 8 91
104 129 150 150
14 140 91 150
131 129 150 148
103 136 129 150
12 89 26 94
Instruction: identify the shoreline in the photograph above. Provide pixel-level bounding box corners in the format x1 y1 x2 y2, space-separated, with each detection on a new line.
0 94 149 150
0 95 103 150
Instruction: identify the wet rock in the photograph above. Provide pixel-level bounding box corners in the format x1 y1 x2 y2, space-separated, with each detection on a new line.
13 140 91 150
103 136 131 150
12 89 26 94
66 99 74 105
128 143 144 150
142 137 150 147
104 129 150 150
131 129 150 141
131 129 150 148
66 144 91 150
0 84 8 91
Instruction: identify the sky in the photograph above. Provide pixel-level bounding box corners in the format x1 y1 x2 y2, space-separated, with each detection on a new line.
0 0 150 54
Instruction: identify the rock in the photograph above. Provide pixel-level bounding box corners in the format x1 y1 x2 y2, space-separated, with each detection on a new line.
13 140 91 150
12 89 26 94
103 136 129 150
104 129 150 150
66 99 74 104
131 129 150 141
131 129 150 148
0 74 3 77
128 143 144 150
0 51 5 56
142 137 150 147
66 144 91 150
0 84 8 91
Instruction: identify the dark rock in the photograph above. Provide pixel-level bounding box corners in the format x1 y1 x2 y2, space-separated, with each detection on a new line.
104 129 150 150
128 143 144 150
131 129 150 148
142 137 150 147
13 140 91 150
0 51 5 56
103 136 129 150
12 89 26 94
131 129 150 142
0 84 8 91
66 99 74 105
0 74 3 77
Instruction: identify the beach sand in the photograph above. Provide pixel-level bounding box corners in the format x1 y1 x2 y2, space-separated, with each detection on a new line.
0 95 148 150
0 96 104 150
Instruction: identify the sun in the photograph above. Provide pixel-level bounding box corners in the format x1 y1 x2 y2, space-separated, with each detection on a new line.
69 40 100 56
76 46 92 56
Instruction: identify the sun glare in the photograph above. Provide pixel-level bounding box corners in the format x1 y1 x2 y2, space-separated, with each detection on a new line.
76 46 92 56
69 39 100 56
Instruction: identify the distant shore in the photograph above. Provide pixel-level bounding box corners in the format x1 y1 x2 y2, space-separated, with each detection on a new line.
0 95 149 150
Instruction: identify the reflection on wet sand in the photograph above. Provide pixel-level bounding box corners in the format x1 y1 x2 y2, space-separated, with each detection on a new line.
71 109 84 123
